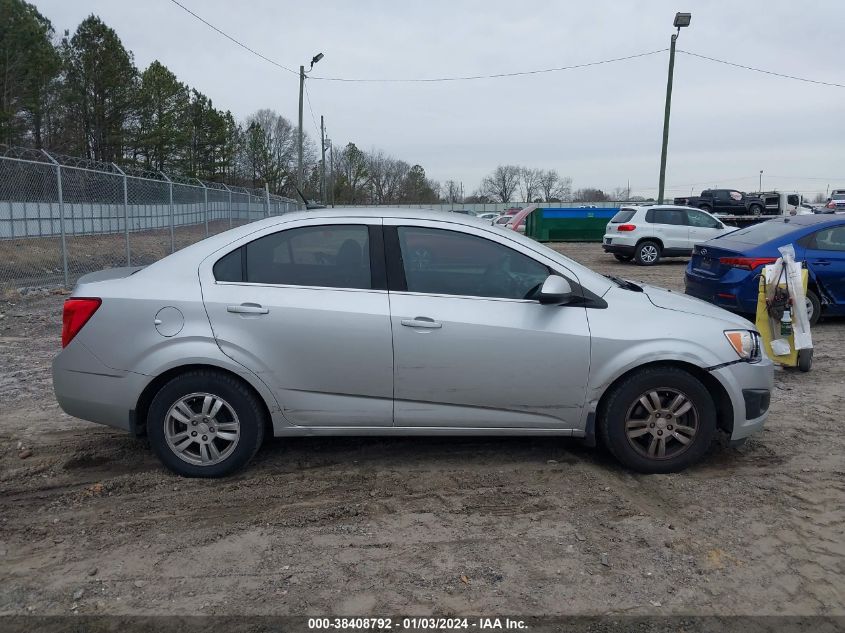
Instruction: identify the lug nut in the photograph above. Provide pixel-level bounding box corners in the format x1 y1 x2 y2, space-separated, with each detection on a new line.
191 431 197 437
655 413 660 418
667 425 673 430
649 423 655 428
209 427 215 433
657 430 663 436
202 435 208 441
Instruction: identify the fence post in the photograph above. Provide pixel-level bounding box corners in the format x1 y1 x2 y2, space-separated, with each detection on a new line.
41 150 69 287
265 184 271 217
160 172 175 253
112 163 130 266
195 179 209 236
222 184 233 228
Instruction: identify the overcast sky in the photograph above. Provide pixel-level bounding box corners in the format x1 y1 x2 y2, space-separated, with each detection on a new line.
35 0 845 198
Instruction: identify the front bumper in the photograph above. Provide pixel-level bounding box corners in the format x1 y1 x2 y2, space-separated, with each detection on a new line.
710 356 775 440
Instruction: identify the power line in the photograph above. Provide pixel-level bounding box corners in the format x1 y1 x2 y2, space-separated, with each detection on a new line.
310 49 668 82
304 82 320 135
678 50 845 89
168 0 297 75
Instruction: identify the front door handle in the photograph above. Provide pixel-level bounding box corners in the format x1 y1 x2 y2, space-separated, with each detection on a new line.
227 303 269 315
401 317 442 329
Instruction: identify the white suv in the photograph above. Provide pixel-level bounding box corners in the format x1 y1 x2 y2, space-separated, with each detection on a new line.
602 205 734 265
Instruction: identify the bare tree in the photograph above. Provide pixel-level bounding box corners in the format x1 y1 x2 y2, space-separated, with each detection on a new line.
367 150 410 204
480 165 521 203
443 180 463 203
537 169 572 202
573 188 609 202
519 167 542 203
609 186 629 201
813 192 826 203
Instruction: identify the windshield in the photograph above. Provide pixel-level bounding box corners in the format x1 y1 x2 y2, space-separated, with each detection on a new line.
833 194 845 201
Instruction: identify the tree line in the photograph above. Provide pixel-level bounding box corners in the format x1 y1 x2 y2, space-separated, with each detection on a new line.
2 0 637 205
0 0 442 203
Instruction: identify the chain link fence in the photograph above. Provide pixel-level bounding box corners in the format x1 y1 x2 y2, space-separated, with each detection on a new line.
0 146 301 296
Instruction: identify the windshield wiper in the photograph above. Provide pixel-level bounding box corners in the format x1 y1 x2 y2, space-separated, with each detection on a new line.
605 275 643 292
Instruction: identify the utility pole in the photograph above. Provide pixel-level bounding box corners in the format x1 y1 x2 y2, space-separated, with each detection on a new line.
297 53 324 191
298 65 305 190
657 13 691 205
759 170 763 192
329 142 335 208
320 116 327 204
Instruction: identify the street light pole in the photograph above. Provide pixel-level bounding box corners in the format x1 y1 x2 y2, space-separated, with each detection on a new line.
297 53 324 191
759 170 763 192
657 12 691 205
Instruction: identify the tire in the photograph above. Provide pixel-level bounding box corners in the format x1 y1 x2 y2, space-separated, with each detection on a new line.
806 289 821 326
147 370 266 478
614 253 633 262
749 204 763 216
598 366 717 473
798 349 813 373
634 240 661 266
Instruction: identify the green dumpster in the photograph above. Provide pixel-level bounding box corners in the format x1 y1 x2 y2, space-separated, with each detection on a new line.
525 207 620 242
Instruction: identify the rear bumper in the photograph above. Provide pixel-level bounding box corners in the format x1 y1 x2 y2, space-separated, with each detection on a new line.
710 357 775 440
52 342 148 432
602 235 637 255
684 270 759 315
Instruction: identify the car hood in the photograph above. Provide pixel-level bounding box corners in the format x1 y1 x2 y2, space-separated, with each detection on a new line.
641 283 756 329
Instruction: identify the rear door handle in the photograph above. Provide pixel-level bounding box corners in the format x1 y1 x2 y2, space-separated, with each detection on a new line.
227 303 269 314
401 317 442 329
813 260 831 266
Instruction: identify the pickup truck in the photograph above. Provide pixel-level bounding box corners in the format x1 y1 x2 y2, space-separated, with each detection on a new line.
673 189 764 216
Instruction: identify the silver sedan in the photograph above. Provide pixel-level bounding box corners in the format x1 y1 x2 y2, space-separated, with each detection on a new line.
53 209 773 477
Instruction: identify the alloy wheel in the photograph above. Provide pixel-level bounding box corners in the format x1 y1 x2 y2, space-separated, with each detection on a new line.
164 392 241 466
624 388 698 460
639 244 658 264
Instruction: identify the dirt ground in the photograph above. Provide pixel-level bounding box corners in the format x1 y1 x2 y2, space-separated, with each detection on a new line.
0 243 843 618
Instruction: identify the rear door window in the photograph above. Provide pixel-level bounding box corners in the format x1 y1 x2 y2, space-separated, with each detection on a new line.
649 208 686 225
811 226 845 252
610 209 636 223
214 224 372 289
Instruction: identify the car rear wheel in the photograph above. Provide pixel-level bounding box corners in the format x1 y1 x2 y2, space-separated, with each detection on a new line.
634 240 661 266
749 204 763 216
614 253 633 262
599 366 716 473
148 370 266 478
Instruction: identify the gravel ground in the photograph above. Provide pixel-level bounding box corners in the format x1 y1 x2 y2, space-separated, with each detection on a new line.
0 243 843 618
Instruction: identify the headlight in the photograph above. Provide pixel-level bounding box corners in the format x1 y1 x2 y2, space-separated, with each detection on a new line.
724 330 762 362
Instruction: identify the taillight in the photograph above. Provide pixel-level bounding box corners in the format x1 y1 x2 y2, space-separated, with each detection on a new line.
62 298 101 348
719 257 777 271
617 224 636 232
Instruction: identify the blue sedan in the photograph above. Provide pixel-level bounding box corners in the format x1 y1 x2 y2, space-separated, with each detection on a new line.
685 214 845 325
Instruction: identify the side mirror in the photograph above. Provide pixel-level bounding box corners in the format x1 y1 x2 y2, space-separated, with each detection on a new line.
537 275 572 305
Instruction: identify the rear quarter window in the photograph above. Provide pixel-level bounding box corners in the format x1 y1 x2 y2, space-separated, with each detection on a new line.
610 209 636 223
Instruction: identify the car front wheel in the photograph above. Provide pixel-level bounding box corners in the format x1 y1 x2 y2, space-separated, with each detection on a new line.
599 366 717 473
147 370 266 477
